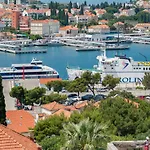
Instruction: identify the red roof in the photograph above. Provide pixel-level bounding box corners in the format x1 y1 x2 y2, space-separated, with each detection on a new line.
0 124 41 150
39 78 62 84
6 110 35 133
41 101 65 111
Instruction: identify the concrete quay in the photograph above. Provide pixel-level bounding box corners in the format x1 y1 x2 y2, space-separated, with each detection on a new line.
0 48 47 54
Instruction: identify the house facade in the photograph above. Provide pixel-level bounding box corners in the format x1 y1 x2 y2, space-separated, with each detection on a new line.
30 19 60 36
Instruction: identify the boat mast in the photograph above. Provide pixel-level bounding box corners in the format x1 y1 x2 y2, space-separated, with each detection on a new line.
117 22 119 46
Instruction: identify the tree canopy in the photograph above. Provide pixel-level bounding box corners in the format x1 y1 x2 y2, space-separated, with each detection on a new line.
0 76 6 125
142 73 150 89
102 75 120 90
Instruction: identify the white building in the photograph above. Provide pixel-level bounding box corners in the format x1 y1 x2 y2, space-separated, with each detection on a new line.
22 9 51 18
119 9 135 17
30 19 60 36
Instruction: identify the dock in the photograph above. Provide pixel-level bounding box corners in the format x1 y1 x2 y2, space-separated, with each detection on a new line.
0 48 47 54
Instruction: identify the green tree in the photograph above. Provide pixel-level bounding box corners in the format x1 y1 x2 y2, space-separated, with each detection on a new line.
0 76 6 125
40 135 64 150
136 11 150 23
46 80 63 93
105 7 118 14
41 92 67 104
79 5 84 15
25 87 46 105
142 73 150 89
34 115 67 143
66 78 87 96
9 86 26 104
102 13 114 20
61 119 109 150
81 71 101 96
102 75 120 90
68 1 72 13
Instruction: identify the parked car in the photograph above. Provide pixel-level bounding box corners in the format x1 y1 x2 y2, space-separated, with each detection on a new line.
94 94 106 101
96 88 108 92
81 94 94 101
67 93 80 101
65 100 78 106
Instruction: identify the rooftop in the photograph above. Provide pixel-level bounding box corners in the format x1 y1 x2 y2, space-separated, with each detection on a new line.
0 124 41 150
41 101 65 111
6 110 35 133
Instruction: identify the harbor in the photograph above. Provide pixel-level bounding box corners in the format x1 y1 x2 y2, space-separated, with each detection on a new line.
0 43 150 79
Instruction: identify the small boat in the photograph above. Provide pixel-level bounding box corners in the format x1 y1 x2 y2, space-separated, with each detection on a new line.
48 40 63 46
106 44 130 50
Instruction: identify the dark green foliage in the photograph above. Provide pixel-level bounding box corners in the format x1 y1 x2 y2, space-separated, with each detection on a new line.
102 75 120 90
0 76 6 125
79 5 84 15
25 87 46 105
34 115 67 143
81 71 101 95
142 73 150 89
41 93 67 104
40 135 64 150
105 7 118 14
68 1 72 13
136 11 150 23
46 80 70 92
9 86 26 104
102 13 114 20
66 78 87 96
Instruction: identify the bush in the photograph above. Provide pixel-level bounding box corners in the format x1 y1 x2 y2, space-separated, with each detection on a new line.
136 86 144 90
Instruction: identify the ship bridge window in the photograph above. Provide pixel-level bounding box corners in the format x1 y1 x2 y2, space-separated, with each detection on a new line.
146 68 148 70
143 68 145 70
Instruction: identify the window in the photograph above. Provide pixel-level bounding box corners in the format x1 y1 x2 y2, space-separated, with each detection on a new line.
143 68 145 70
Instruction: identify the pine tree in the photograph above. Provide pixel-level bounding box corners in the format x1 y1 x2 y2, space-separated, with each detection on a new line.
68 1 72 13
0 76 6 125
79 5 84 15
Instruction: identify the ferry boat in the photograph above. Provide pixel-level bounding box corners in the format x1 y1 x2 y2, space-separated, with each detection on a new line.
66 48 149 83
0 58 59 79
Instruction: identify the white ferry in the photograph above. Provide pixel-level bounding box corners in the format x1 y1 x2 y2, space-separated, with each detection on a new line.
0 58 59 79
66 48 149 83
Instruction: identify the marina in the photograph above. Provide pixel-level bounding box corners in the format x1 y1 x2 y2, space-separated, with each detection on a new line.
0 42 149 80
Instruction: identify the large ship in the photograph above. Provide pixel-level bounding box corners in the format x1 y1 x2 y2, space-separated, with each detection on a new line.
0 58 59 79
66 49 149 83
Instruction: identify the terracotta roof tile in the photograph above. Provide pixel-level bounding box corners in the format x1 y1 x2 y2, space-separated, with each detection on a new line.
75 101 88 109
39 78 62 84
0 124 41 150
6 110 35 133
52 108 72 118
41 101 65 111
60 25 78 31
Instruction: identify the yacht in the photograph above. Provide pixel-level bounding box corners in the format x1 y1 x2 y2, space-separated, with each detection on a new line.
67 48 149 83
0 58 59 79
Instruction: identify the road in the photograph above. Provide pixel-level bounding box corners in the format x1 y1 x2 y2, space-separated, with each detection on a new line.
2 80 16 111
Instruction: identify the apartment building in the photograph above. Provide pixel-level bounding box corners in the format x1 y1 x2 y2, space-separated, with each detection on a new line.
11 10 20 29
19 16 30 31
30 19 60 36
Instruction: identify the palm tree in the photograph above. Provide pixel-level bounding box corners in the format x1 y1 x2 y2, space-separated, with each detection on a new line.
61 119 109 150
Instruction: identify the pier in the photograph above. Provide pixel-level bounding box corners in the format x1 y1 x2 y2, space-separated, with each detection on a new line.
0 48 47 54
0 43 47 54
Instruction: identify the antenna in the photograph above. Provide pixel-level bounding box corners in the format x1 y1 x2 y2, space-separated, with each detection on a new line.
139 53 147 61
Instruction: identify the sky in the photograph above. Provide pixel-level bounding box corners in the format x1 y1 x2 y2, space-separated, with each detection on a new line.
41 0 130 5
